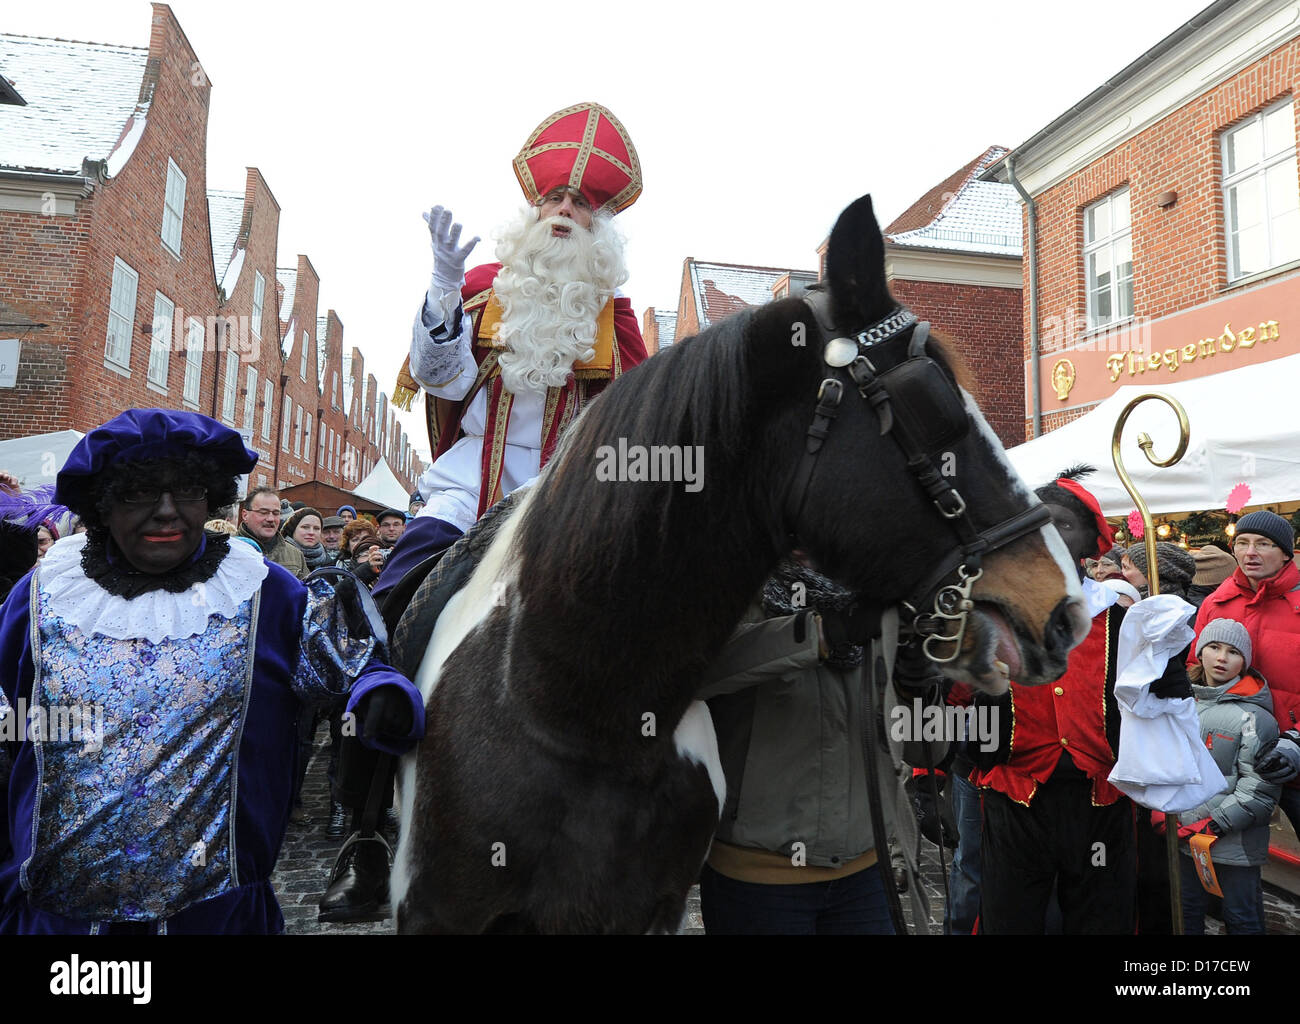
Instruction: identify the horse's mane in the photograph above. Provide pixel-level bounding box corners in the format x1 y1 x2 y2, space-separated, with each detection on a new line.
514 307 788 632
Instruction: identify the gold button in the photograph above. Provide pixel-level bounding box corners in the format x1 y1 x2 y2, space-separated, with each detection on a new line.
1060 737 1069 747
1054 687 1064 696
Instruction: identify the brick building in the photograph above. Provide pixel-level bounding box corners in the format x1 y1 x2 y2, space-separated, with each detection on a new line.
986 0 1300 438
0 9 218 440
659 152 1024 448
640 308 678 356
876 147 1024 448
0 3 424 498
208 168 284 490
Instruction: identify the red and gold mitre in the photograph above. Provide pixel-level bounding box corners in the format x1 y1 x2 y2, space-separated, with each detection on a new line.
513 102 642 214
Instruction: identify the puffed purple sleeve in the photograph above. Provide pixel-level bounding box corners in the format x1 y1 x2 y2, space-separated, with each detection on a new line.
292 573 424 753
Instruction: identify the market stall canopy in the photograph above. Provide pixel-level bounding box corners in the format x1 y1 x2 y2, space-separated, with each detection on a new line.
1006 352 1300 517
355 456 411 511
0 429 84 489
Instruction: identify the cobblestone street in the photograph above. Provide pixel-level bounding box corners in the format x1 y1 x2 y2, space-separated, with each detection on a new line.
276 724 1300 935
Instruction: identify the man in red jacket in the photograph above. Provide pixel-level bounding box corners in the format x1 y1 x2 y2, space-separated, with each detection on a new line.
319 103 647 923
972 467 1191 933
1191 511 1300 834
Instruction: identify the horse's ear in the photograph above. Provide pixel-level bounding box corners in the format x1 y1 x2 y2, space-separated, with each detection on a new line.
825 194 893 330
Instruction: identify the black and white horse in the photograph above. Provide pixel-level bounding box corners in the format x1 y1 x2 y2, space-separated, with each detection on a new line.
391 195 1089 933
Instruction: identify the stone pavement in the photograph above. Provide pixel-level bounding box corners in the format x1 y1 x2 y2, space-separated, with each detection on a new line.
275 724 1300 935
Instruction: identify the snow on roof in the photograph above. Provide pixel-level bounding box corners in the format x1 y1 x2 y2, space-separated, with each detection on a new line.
277 268 297 323
654 310 678 347
0 34 148 174
208 190 245 287
281 316 296 359
220 248 245 294
689 262 813 329
884 146 1022 256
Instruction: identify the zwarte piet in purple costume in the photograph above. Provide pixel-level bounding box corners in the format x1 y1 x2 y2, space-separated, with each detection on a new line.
0 409 424 934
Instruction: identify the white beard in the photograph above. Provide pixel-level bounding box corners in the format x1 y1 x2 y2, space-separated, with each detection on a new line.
492 207 628 396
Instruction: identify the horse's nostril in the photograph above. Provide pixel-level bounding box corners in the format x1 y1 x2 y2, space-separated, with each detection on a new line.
1046 600 1081 658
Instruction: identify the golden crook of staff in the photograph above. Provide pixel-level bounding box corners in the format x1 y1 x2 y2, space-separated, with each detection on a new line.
1110 391 1191 936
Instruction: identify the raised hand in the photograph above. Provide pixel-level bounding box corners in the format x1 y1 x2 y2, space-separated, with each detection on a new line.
423 205 480 296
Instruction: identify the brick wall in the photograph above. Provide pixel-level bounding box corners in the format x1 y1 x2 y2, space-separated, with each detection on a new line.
215 167 282 489
1027 37 1300 436
315 312 348 490
641 306 662 355
675 260 699 340
0 204 90 437
277 254 319 489
888 277 1024 449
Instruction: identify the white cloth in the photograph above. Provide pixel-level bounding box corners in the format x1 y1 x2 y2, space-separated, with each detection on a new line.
37 532 269 644
1107 594 1227 812
1081 576 1119 617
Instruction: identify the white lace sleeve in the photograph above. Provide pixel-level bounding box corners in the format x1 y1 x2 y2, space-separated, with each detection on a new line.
410 288 476 400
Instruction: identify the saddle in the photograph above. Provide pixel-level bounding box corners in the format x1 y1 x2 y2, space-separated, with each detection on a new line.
383 490 524 681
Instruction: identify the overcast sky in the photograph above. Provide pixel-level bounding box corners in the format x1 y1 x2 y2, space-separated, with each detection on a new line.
5 0 1212 457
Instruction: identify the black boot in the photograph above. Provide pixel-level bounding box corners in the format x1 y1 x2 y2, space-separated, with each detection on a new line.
327 801 347 840
318 832 392 923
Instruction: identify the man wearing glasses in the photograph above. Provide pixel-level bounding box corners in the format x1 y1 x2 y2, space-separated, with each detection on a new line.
1191 511 1300 834
239 485 307 580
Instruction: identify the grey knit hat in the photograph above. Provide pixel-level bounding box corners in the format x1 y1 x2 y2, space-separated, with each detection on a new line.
1128 542 1196 591
1195 617 1252 668
1234 510 1294 555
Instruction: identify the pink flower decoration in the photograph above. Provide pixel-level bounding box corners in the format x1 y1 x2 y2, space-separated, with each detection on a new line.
1127 510 1145 539
1225 483 1252 515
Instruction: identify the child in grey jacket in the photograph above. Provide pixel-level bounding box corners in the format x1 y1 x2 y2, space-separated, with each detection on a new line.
1177 618 1281 934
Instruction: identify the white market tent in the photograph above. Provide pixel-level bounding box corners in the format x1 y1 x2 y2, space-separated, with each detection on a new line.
0 429 84 490
356 456 411 511
1006 352 1300 517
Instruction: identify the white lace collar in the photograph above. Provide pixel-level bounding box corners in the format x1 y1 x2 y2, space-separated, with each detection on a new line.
37 532 270 643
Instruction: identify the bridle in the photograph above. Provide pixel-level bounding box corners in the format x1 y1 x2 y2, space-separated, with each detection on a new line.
787 289 1055 937
788 289 1052 666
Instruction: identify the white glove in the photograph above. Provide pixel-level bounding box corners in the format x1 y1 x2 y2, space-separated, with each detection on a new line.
424 205 479 297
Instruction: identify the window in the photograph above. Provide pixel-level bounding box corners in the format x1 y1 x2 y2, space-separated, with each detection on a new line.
244 367 257 429
262 379 274 440
319 426 327 467
162 158 186 256
251 271 265 338
183 318 203 405
1084 188 1132 329
304 412 313 460
1224 99 1300 281
332 371 340 409
105 257 138 368
293 403 302 457
300 330 308 380
221 349 239 422
282 396 292 451
148 292 174 388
